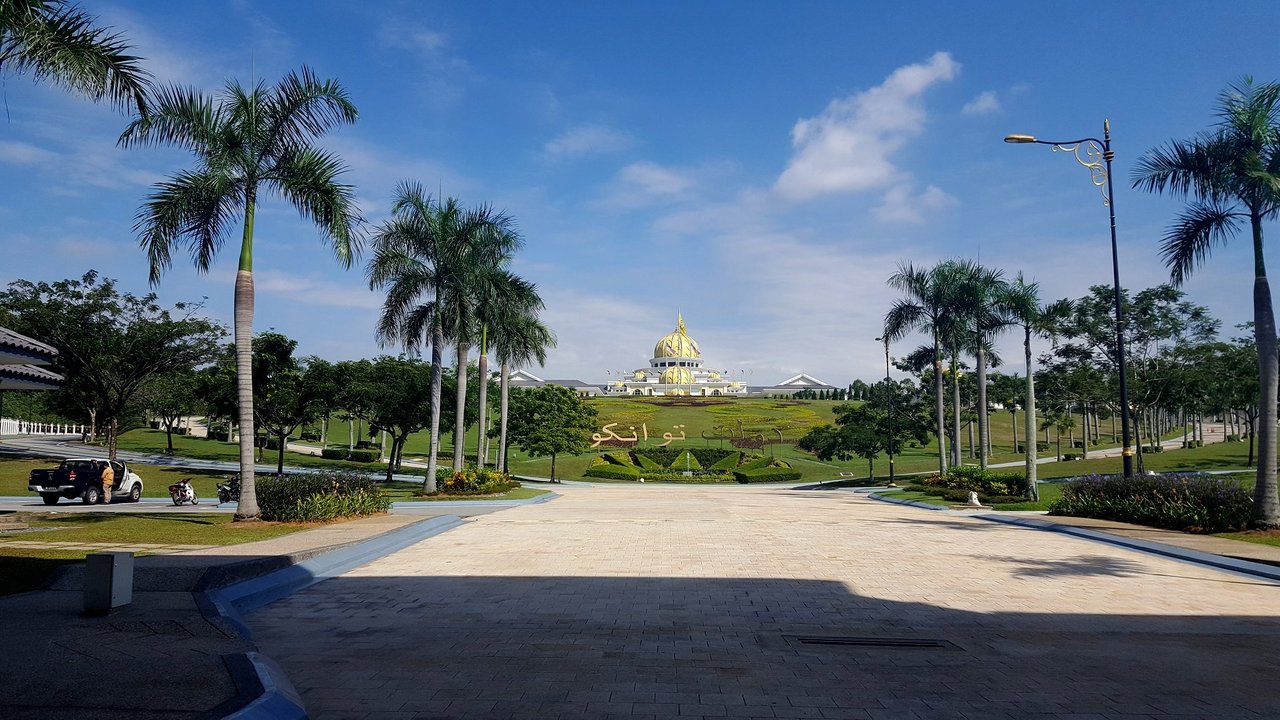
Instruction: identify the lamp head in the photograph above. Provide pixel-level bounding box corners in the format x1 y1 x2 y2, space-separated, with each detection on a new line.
1004 134 1037 144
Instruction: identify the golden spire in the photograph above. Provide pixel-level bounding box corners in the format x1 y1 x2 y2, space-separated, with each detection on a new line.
677 311 686 335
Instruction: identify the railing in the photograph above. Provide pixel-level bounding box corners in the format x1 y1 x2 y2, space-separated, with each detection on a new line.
0 417 85 437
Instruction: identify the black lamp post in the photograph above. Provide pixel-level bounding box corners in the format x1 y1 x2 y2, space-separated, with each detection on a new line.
875 335 895 485
1005 120 1134 479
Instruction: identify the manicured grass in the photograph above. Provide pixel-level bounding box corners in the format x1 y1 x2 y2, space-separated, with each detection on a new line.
113 429 381 472
876 482 1065 512
1034 440 1260 480
1216 530 1280 548
0 512 310 596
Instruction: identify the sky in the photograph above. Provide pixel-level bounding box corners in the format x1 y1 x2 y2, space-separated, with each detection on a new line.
1 0 1277 388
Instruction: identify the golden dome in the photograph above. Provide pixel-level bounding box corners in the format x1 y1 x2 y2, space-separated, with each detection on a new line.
633 370 645 380
708 372 721 380
653 313 701 359
660 366 693 385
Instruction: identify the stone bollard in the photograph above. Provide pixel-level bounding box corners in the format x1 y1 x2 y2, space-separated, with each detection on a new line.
84 552 133 615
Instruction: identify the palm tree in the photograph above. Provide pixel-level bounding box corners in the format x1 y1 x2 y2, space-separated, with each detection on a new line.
490 301 555 473
885 262 956 474
1132 78 1280 527
954 260 1009 470
1 0 150 114
474 274 542 469
121 67 360 520
1002 274 1072 500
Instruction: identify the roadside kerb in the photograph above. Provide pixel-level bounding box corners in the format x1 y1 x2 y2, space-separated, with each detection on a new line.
868 490 1280 584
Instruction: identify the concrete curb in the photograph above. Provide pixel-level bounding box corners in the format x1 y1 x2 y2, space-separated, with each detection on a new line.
868 491 1280 584
202 514 467 719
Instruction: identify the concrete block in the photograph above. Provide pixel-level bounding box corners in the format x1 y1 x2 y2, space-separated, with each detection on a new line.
84 551 133 615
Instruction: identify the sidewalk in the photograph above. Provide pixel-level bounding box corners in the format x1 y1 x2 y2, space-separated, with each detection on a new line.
0 510 461 720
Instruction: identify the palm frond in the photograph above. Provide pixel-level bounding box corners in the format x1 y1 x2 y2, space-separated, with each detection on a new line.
132 167 241 285
1159 202 1238 284
269 147 363 266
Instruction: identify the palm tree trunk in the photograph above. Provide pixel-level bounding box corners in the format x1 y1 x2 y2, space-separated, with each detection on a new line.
1252 244 1279 526
233 200 259 519
950 353 962 468
1081 401 1090 460
424 329 444 494
932 335 947 474
453 342 469 471
1010 409 1017 453
476 336 488 469
498 362 511 473
976 346 988 469
1024 327 1038 500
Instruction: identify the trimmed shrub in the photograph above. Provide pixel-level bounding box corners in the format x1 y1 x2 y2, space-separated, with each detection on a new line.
320 448 347 460
355 440 377 450
1226 434 1242 442
634 453 663 472
667 450 702 471
734 467 802 483
347 449 380 463
433 466 518 495
257 470 390 522
584 462 642 481
639 448 736 467
208 430 230 442
1062 453 1081 461
300 430 320 442
709 452 742 472
604 452 635 466
736 457 774 472
1049 473 1251 533
1142 445 1164 454
1015 443 1051 453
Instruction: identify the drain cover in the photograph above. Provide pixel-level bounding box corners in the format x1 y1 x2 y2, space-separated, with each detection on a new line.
789 636 956 649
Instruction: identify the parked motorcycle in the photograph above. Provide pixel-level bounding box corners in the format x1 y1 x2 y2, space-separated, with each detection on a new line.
168 478 198 506
216 475 240 505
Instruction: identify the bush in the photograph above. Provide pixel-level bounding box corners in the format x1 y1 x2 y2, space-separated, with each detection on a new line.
1062 453 1080 461
667 450 702 471
256 470 390 522
1049 473 1251 533
1015 443 1051 453
208 430 230 442
603 452 635 466
300 430 320 442
736 456 774 472
709 452 742 472
634 453 663 471
433 466 518 495
172 427 189 436
1227 434 1242 442
1142 445 1164 454
921 466 1028 496
734 466 802 483
347 449 380 463
320 447 347 460
584 460 642 481
640 448 736 467
355 440 377 450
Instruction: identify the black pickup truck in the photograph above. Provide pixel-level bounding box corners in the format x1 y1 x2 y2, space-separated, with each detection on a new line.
28 458 145 505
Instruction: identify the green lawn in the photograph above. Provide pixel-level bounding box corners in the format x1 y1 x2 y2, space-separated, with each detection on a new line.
1033 439 1259 479
877 482 1065 512
0 512 309 596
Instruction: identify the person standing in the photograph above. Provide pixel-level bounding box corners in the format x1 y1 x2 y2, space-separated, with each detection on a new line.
99 461 114 504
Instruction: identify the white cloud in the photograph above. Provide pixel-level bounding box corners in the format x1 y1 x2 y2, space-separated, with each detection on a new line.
0 140 57 165
962 90 1000 115
543 125 634 160
596 161 697 210
774 52 959 200
210 268 382 310
873 184 958 224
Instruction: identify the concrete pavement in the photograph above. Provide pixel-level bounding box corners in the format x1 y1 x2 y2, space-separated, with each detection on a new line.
251 483 1280 720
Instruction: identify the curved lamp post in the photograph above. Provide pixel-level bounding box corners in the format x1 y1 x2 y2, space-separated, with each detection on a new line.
875 335 895 484
1004 120 1134 479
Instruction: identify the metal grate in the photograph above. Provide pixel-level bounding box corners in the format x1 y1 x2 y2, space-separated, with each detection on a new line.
790 636 956 649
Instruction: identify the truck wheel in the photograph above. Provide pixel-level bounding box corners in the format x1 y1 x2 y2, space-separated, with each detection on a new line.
128 484 142 503
41 494 59 506
83 486 101 505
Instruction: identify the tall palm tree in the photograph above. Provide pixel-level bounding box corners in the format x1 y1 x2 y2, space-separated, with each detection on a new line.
474 273 541 468
952 260 1009 469
1 0 150 114
885 262 956 474
490 301 555 473
1002 274 1072 500
1132 78 1280 527
121 67 360 520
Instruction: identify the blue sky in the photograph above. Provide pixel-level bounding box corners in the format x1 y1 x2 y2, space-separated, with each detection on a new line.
1 1 1276 386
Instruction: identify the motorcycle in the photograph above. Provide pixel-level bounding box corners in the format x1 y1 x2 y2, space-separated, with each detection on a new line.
216 475 240 505
168 478 198 506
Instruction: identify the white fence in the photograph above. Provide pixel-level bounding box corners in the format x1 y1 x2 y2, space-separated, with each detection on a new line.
0 417 85 437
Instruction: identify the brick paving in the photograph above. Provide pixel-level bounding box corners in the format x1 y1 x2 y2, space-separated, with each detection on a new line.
249 485 1280 719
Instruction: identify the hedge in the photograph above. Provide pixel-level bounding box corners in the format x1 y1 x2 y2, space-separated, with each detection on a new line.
320 448 347 460
1014 443 1051 453
736 457 775 472
1049 473 1251 533
433 466 518 495
256 470 390 522
584 463 642 480
319 447 381 462
604 452 635 466
734 467 802 483
634 453 663 471
667 450 702 471
708 452 742 472
639 448 737 467
921 466 1028 496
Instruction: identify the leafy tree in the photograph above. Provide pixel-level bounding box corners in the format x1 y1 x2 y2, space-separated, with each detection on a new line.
359 357 435 482
250 332 324 475
1132 77 1280 527
0 273 223 458
140 367 199 454
506 385 597 482
121 67 361 521
0 0 151 114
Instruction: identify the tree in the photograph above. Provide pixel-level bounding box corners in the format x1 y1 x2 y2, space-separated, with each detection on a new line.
884 261 958 474
490 303 555 473
473 273 540 468
359 357 434 482
506 385 597 482
1132 77 1280 527
368 184 517 492
140 367 199 454
250 332 324 475
121 67 360 521
0 273 224 458
0 0 150 114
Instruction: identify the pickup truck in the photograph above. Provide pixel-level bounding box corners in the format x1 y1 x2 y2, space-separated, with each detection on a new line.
28 459 145 505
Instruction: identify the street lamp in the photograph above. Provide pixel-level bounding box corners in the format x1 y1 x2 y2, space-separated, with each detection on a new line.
875 336 895 485
1004 120 1134 479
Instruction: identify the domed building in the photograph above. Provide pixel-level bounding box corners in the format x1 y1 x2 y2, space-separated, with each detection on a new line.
604 314 747 396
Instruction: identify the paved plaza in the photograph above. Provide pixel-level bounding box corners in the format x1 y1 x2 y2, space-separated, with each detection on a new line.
250 485 1280 720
